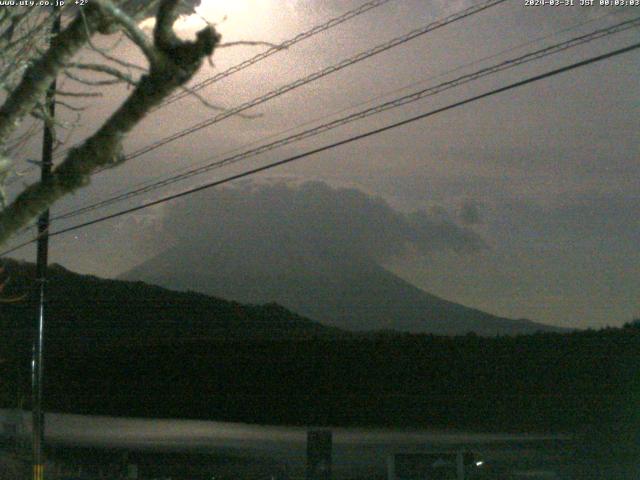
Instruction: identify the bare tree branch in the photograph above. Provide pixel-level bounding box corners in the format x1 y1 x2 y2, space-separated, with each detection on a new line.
55 100 87 112
176 84 262 118
4 120 39 156
55 90 103 97
64 69 124 87
69 63 137 86
86 44 147 72
92 0 160 65
0 0 221 246
0 8 103 145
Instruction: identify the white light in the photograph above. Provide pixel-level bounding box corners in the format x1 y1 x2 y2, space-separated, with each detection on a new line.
476 460 484 467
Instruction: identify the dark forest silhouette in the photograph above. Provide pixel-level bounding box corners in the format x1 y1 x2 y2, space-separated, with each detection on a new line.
1 259 638 432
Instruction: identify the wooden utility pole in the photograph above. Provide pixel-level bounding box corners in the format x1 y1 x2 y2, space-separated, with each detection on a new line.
32 11 61 480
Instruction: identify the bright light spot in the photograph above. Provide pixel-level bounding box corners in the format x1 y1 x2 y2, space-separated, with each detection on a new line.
198 0 267 21
165 0 275 38
476 460 484 467
140 0 298 48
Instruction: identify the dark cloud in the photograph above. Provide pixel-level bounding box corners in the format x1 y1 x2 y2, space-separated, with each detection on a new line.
159 180 485 261
406 209 485 254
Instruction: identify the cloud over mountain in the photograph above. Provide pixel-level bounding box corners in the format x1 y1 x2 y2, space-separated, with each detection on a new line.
157 180 486 261
121 180 565 335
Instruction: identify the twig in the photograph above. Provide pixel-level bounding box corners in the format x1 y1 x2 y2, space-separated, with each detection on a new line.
80 7 148 72
0 0 220 246
176 84 261 118
55 100 87 112
56 90 103 98
93 0 160 65
64 69 123 87
70 63 137 86
0 5 104 145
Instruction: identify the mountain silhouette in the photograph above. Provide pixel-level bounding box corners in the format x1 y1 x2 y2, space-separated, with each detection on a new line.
122 234 563 336
0 259 340 354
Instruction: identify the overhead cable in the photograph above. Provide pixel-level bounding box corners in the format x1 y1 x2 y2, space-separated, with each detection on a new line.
121 0 508 162
3 40 638 257
52 16 640 222
42 0 395 165
158 0 395 109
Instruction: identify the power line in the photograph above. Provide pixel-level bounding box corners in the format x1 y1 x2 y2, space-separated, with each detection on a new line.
19 0 394 171
9 0 502 187
157 0 395 109
3 40 638 257
51 16 640 222
53 8 621 221
119 0 508 163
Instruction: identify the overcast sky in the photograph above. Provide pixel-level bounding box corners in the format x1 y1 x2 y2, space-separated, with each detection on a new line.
5 0 639 329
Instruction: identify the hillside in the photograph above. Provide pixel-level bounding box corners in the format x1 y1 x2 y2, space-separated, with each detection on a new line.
0 259 340 354
0 260 637 431
123 240 563 336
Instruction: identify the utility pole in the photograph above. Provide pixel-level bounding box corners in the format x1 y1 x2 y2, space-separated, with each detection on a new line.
32 11 61 480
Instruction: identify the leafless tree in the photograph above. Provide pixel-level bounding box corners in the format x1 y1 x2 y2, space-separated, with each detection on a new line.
0 0 221 247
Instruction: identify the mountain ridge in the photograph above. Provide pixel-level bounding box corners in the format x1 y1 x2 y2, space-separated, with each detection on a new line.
0 259 342 354
122 239 565 336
